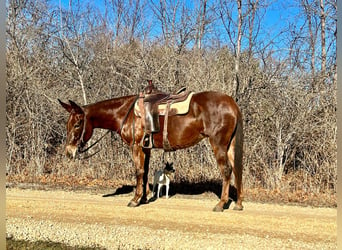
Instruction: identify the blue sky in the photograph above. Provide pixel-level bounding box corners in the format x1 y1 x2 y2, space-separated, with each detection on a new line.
56 0 299 46
57 0 296 32
55 0 335 66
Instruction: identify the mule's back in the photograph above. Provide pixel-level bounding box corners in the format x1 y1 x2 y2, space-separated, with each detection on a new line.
180 91 241 139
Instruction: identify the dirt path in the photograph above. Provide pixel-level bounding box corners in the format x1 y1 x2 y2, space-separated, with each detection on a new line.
6 188 337 249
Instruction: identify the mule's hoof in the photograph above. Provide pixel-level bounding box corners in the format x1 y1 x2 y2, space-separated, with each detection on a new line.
140 198 149 204
127 200 139 207
233 204 244 211
213 205 224 212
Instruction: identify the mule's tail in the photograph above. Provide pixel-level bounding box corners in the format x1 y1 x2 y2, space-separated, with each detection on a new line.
234 114 243 202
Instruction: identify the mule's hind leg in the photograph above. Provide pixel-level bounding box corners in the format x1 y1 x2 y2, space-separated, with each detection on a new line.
210 139 232 212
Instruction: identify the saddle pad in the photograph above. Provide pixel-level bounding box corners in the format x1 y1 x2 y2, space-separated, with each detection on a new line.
134 92 194 117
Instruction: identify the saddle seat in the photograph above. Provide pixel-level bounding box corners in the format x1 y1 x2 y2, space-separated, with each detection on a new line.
134 89 193 117
143 86 187 102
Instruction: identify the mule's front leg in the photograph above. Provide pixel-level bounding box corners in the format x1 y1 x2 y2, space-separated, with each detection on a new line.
128 145 145 207
140 149 151 204
128 146 150 207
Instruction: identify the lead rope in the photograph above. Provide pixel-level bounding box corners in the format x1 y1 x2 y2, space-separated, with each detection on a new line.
78 130 110 154
162 151 167 165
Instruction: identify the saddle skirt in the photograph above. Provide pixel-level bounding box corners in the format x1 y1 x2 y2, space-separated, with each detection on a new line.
134 92 194 117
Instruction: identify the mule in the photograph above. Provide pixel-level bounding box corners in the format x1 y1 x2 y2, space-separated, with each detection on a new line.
58 90 243 211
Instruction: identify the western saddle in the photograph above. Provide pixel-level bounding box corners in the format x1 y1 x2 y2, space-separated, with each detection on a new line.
139 80 189 149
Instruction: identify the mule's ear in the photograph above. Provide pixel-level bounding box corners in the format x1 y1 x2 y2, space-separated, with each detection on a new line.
69 100 84 114
58 99 73 113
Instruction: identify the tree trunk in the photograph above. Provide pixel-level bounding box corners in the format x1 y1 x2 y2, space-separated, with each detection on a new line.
234 0 242 98
196 0 207 50
320 0 326 78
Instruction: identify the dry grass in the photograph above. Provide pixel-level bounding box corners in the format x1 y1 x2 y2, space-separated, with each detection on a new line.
6 171 336 208
6 1 336 201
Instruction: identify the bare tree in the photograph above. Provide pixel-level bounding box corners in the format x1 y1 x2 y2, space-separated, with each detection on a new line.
150 0 177 45
57 1 92 104
217 0 266 97
235 0 242 97
302 0 318 90
247 0 259 59
104 0 144 43
326 0 336 85
320 0 326 77
195 0 208 50
291 0 335 90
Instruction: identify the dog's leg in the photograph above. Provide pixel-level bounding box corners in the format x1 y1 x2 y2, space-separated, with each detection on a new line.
157 183 161 198
166 183 169 199
152 179 156 198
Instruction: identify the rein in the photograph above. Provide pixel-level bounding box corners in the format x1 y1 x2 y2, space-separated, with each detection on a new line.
78 95 139 156
78 130 110 154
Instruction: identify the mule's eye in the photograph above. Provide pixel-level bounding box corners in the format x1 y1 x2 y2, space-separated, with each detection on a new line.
74 123 81 129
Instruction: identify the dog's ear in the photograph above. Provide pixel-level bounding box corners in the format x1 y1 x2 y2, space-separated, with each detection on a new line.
165 161 173 168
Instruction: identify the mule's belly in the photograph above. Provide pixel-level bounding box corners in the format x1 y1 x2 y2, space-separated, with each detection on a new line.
152 114 206 150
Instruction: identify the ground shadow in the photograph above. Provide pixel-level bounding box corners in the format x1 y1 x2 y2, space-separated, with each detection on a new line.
103 180 238 210
149 180 237 209
168 180 237 199
102 185 134 197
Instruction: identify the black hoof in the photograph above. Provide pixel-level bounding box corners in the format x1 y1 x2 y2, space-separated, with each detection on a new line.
140 198 149 205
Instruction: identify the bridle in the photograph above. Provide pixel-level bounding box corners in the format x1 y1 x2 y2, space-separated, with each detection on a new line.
75 95 139 158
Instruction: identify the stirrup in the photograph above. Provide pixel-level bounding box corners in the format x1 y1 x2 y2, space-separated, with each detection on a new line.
142 133 153 149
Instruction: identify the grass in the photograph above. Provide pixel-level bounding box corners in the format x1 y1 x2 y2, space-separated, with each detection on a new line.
6 239 105 250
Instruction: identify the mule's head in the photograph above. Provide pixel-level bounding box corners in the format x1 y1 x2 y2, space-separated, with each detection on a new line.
58 99 89 159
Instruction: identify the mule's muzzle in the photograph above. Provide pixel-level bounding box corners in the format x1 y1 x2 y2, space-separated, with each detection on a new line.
65 145 78 160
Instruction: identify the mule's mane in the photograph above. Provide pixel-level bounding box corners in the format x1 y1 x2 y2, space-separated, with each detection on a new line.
84 94 137 109
83 94 138 132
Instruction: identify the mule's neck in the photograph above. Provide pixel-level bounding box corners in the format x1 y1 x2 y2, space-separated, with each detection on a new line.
84 95 137 133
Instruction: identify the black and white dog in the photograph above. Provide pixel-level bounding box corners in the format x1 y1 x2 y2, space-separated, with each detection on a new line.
152 162 175 199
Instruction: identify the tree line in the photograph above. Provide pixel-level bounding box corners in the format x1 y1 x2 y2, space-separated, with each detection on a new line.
6 0 336 194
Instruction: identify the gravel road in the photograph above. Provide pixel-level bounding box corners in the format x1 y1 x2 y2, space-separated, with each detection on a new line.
6 188 337 249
